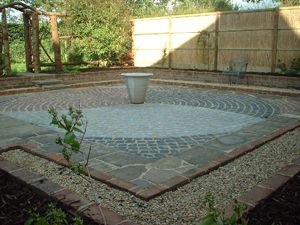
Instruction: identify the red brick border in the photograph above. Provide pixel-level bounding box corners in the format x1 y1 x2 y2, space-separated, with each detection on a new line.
225 158 300 218
0 157 140 225
0 120 299 201
1 68 300 96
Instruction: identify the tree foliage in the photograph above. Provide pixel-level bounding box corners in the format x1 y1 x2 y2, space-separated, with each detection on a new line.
62 0 131 64
246 0 300 6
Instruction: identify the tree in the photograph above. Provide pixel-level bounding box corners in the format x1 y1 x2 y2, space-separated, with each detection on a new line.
172 0 234 14
63 0 131 64
246 0 300 6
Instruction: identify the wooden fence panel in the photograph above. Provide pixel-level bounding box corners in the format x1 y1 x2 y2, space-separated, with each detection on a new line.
132 6 300 73
277 7 300 70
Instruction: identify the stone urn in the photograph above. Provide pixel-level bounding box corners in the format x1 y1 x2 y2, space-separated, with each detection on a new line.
121 73 153 104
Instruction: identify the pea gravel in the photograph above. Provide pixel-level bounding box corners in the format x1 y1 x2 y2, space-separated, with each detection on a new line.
2 128 300 225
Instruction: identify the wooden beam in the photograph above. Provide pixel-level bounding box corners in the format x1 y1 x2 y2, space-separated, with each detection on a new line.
0 3 66 17
168 16 172 69
0 16 3 72
40 61 101 66
40 41 54 63
0 2 42 14
50 15 62 71
214 13 220 71
23 13 33 72
31 13 41 73
2 9 11 75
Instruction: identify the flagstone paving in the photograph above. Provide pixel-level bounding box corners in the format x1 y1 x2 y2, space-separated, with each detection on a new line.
0 85 299 190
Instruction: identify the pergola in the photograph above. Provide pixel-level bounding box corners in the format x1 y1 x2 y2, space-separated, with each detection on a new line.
0 2 65 74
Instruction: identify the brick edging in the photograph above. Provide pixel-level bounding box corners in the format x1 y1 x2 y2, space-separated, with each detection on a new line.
0 80 123 96
133 120 300 200
0 157 140 225
151 79 300 97
223 157 300 219
1 120 299 201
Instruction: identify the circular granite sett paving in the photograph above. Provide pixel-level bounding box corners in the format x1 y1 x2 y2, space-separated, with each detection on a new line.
0 85 299 160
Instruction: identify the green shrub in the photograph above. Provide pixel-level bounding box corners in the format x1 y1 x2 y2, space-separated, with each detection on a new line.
25 203 83 225
198 193 248 225
48 106 88 174
277 57 300 75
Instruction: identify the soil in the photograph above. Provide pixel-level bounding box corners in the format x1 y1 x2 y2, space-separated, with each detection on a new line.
247 172 300 225
0 171 98 225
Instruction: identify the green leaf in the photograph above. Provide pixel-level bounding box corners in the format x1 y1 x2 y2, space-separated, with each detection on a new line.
36 217 50 225
198 215 216 225
64 132 76 144
24 218 34 225
71 140 80 152
55 137 63 145
62 148 72 161
73 127 84 133
50 117 59 125
228 212 238 224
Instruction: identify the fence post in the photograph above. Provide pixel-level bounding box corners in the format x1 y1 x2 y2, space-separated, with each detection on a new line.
23 13 33 72
50 15 62 72
271 7 279 73
31 12 41 73
2 9 11 75
0 13 3 72
168 16 172 69
214 13 220 71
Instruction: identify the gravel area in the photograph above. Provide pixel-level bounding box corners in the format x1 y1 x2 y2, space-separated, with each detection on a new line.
1 128 300 225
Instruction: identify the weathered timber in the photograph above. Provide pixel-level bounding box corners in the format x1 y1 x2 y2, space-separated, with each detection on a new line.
50 15 62 71
31 13 40 73
2 9 11 75
23 13 33 72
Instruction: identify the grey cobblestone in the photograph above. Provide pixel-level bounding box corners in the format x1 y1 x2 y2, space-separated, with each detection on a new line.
0 85 299 160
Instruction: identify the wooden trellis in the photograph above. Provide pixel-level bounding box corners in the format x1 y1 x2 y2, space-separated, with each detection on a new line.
0 2 65 75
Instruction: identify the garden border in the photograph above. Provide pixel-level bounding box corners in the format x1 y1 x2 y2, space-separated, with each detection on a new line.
0 155 141 225
1 120 299 201
223 157 300 219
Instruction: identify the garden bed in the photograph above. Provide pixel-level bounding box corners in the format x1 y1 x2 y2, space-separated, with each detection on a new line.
0 170 98 225
247 172 300 225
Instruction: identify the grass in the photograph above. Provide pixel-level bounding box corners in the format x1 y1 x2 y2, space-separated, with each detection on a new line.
11 62 26 75
9 62 96 75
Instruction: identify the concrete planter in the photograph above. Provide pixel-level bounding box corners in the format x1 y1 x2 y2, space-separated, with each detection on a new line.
121 73 153 104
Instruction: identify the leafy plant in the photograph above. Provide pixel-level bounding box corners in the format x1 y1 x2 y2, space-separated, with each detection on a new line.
48 107 106 222
198 192 248 225
24 203 83 225
48 106 89 174
277 57 300 75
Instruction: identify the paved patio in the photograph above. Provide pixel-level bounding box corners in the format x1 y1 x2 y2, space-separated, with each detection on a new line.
0 85 299 196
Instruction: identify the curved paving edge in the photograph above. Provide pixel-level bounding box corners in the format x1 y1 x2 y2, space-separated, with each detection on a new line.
223 157 300 219
1 120 299 201
0 155 140 225
151 79 300 97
